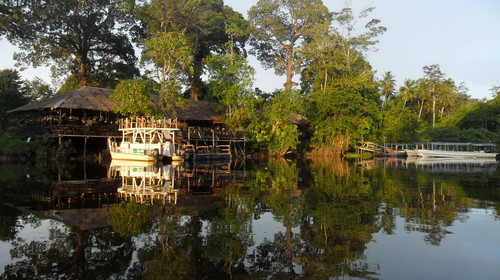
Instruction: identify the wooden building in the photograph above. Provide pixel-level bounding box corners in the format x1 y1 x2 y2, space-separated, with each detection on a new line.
7 86 246 158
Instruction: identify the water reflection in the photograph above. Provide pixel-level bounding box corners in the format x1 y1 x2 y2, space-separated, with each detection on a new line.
374 157 499 173
109 160 179 204
0 158 499 279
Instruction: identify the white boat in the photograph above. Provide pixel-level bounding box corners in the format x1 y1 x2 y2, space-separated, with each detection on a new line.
404 149 420 157
415 142 498 159
108 117 182 162
403 143 423 157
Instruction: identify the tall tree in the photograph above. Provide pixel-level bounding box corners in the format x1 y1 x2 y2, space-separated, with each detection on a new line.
0 69 27 132
333 6 387 73
205 52 255 128
416 78 430 121
110 79 159 118
248 0 330 91
136 0 247 100
24 77 54 102
380 71 395 108
422 64 445 127
248 90 303 156
142 31 192 112
300 4 384 155
490 85 500 98
0 0 138 89
399 79 417 109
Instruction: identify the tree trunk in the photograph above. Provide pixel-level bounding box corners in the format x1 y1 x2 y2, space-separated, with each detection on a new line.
284 48 296 91
418 99 425 120
77 54 88 87
189 46 204 100
432 96 436 127
323 69 328 93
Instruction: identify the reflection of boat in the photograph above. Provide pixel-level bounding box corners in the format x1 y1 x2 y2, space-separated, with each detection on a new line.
413 158 498 173
108 118 181 162
373 157 498 173
411 143 498 159
109 161 179 204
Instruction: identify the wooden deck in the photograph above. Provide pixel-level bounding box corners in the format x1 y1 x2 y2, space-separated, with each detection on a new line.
358 141 384 154
358 141 407 157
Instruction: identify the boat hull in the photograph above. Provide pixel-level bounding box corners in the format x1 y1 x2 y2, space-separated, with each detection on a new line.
110 150 158 162
417 149 498 159
404 150 420 157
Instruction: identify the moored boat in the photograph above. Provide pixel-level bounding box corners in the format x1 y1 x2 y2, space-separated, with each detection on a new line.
415 142 498 159
403 143 422 157
405 149 419 157
108 117 182 162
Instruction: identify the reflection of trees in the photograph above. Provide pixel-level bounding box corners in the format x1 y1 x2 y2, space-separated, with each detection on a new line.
2 216 133 279
300 161 380 279
0 205 21 241
246 159 303 278
109 202 154 237
130 176 257 279
131 214 196 279
203 183 255 277
371 165 475 246
125 159 499 278
4 158 498 278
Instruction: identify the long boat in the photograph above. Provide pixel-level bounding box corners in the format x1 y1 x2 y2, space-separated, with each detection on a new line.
108 118 182 162
413 142 498 159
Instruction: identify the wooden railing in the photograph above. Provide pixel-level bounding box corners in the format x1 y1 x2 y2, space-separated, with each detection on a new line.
118 118 178 129
358 141 384 154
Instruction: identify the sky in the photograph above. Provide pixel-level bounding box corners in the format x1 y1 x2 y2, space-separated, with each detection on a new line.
1 0 499 100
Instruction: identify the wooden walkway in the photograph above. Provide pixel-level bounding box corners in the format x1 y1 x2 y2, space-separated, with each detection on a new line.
358 141 385 154
358 141 408 157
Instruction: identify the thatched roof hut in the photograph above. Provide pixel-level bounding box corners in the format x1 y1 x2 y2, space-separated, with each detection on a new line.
7 86 223 125
7 86 114 113
174 99 222 124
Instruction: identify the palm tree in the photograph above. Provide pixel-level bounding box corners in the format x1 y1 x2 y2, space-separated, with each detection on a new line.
399 79 417 109
380 71 395 109
416 78 431 121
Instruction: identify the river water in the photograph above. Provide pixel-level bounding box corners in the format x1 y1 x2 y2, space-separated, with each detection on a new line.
0 157 499 279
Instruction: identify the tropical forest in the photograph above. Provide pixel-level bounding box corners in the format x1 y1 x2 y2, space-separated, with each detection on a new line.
1 0 499 157
2 1 500 279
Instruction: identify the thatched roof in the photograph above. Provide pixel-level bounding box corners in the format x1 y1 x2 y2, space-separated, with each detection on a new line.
8 86 223 123
7 86 114 113
174 99 222 123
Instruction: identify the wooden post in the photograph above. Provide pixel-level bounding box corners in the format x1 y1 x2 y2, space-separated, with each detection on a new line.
84 137 88 158
212 129 215 150
83 137 88 180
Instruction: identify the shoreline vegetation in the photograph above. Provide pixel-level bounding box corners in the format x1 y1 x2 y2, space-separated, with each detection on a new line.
1 1 500 158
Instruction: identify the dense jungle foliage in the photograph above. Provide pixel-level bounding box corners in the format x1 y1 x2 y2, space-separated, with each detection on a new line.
1 0 499 157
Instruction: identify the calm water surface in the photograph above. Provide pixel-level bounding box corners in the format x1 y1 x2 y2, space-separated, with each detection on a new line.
0 158 499 279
